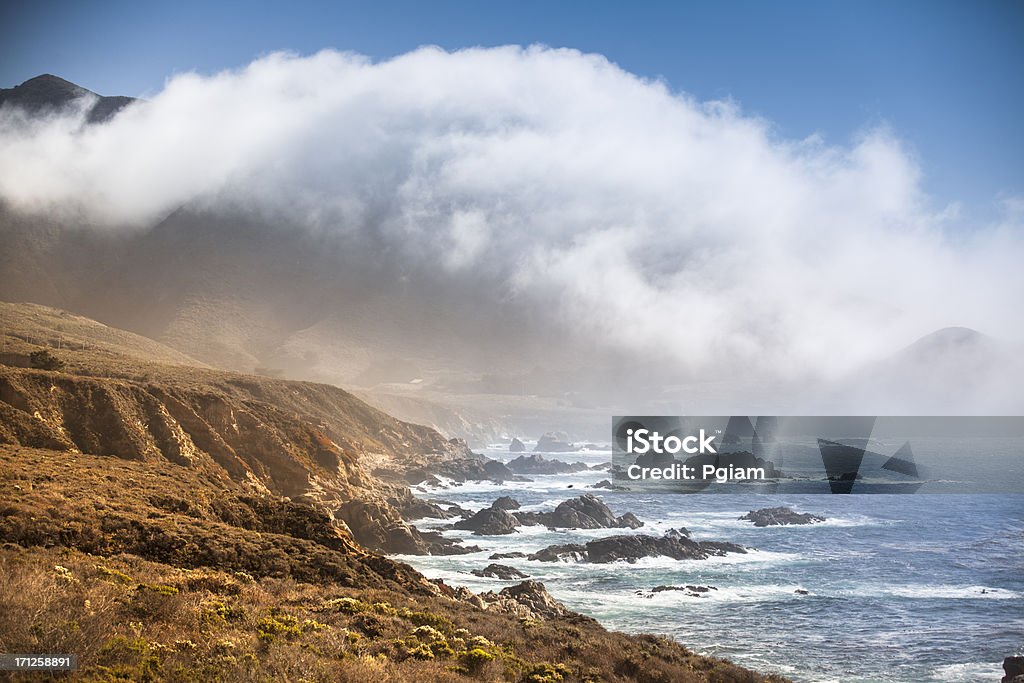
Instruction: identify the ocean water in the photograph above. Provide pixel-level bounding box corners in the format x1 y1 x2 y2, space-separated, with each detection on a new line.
395 444 1024 683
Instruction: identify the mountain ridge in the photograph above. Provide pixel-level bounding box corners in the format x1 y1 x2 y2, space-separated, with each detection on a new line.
0 73 135 123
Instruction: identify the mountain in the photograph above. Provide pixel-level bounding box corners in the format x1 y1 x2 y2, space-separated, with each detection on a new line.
896 326 996 361
0 74 668 444
0 73 135 123
0 175 610 444
0 302 782 682
820 326 1024 414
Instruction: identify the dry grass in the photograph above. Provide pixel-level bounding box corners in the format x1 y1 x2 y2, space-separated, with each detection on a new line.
0 447 788 682
0 546 785 683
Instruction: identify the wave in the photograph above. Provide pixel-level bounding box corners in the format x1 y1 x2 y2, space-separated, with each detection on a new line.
930 661 1006 681
880 584 1021 600
638 583 812 604
633 512 883 537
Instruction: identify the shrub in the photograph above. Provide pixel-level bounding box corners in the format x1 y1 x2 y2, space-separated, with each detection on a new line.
460 647 495 674
29 349 64 371
95 636 162 682
398 608 453 631
322 597 367 614
523 663 571 683
136 583 179 595
96 565 134 584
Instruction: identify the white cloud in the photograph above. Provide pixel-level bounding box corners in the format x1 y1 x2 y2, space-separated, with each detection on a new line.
1 45 1021 394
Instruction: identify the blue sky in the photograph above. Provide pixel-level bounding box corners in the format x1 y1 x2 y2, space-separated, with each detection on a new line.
1 0 1021 218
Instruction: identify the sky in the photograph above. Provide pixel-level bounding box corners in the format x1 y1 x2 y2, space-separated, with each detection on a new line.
0 0 1022 221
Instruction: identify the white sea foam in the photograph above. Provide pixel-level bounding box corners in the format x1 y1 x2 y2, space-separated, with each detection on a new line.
509 548 800 571
930 661 1005 681
517 498 564 511
641 583 811 604
881 584 1021 600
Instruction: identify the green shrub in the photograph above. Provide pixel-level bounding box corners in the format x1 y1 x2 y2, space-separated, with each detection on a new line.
96 636 162 682
322 597 367 614
256 610 302 642
136 583 179 596
460 647 495 674
96 565 134 584
398 608 453 631
522 663 570 683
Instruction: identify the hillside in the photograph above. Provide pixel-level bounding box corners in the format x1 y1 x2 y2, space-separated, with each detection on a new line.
0 447 780 682
0 302 786 682
0 74 135 123
0 302 473 556
0 301 204 367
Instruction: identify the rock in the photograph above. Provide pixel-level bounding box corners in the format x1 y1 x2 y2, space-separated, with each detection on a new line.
527 543 588 563
541 494 643 529
698 541 748 556
663 527 691 539
529 530 748 564
794 589 810 595
452 507 520 535
545 493 617 528
511 510 544 526
453 585 486 609
404 468 441 486
479 580 589 621
488 551 526 560
483 459 522 482
396 498 453 521
446 504 472 517
471 563 530 580
590 479 627 491
740 506 825 527
336 500 475 555
335 500 423 554
491 495 521 511
534 431 576 452
429 457 528 484
650 584 718 598
453 494 643 535
616 512 644 529
585 534 702 563
1004 657 1024 683
509 437 527 453
507 453 588 475
417 531 483 555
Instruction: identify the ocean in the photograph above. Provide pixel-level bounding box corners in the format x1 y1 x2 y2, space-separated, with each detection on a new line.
396 443 1024 683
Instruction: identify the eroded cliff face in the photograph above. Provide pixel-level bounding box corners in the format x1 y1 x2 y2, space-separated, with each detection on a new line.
0 362 470 554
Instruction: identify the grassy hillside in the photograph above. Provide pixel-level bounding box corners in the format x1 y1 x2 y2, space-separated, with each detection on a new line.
0 302 787 682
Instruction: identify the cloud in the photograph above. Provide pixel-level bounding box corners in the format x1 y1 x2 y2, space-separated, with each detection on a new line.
1 45 1021 398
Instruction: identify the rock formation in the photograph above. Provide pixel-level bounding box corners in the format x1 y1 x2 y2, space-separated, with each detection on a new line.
529 530 747 563
471 563 530 580
740 507 825 527
534 431 576 452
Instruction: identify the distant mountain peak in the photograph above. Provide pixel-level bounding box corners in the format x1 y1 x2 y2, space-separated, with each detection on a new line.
0 73 134 123
20 73 92 91
908 326 990 352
